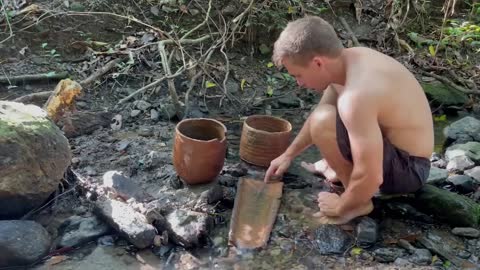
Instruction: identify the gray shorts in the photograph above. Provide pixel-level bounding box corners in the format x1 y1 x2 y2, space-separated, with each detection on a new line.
336 112 430 194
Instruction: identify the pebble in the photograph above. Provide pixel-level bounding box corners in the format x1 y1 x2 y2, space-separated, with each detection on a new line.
452 227 480 238
373 248 405 263
130 110 141 117
138 127 153 137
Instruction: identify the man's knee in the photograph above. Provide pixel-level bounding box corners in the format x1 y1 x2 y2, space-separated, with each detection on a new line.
309 105 337 138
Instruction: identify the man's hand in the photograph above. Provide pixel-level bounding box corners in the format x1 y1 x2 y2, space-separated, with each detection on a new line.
317 192 341 216
264 153 293 182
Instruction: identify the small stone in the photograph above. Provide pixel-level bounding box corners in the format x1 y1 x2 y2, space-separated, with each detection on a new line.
154 235 163 247
97 235 115 246
408 248 432 266
452 227 480 238
426 167 448 185
134 100 151 111
458 250 472 259
150 109 159 120
373 248 405 263
85 166 97 176
102 170 153 202
130 110 141 117
394 257 412 266
355 217 378 247
58 216 110 248
465 166 480 182
72 157 81 165
138 127 153 137
446 155 475 173
76 101 88 109
314 225 354 255
447 175 476 193
115 140 130 152
431 159 447 168
165 209 213 248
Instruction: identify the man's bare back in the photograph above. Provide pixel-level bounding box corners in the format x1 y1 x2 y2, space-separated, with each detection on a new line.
338 47 434 159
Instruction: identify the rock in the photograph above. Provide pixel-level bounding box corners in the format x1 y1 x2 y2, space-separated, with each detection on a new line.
160 104 177 120
452 227 480 238
422 81 468 106
355 217 378 247
130 109 141 117
138 127 154 137
373 248 405 263
418 232 477 269
431 158 447 168
408 248 432 266
217 174 238 187
171 251 201 270
102 171 154 202
143 151 170 170
0 101 71 218
465 166 480 182
58 216 110 247
97 235 115 246
95 197 156 249
0 220 51 267
447 175 476 194
445 142 480 163
222 163 247 177
426 167 448 185
414 184 480 227
313 225 354 255
62 111 114 138
150 109 160 120
46 246 162 269
115 140 130 152
394 257 413 266
444 116 480 144
446 155 475 173
134 100 151 111
165 209 213 248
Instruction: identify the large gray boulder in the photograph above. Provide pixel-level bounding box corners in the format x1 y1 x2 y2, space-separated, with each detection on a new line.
0 220 51 267
0 101 71 218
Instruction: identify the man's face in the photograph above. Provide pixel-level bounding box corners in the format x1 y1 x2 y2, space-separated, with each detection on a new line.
282 56 330 92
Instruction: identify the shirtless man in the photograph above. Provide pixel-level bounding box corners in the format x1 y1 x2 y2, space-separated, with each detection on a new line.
263 16 434 224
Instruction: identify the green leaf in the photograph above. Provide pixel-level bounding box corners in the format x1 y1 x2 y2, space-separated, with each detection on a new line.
428 45 436 57
41 43 48 49
266 85 273 97
434 114 447 122
350 247 363 256
46 71 56 77
205 81 216 88
50 49 57 55
267 62 274 68
240 79 246 91
443 260 451 268
287 6 295 14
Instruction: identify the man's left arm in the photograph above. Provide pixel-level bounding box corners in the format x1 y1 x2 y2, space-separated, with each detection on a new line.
336 92 384 215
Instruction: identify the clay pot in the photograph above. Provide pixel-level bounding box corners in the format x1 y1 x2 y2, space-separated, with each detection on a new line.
240 115 292 167
173 118 227 184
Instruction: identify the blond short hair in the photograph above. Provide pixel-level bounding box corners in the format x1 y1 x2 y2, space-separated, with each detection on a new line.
272 16 344 67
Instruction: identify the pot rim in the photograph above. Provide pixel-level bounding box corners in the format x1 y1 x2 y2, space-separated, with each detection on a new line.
244 115 292 135
175 117 227 143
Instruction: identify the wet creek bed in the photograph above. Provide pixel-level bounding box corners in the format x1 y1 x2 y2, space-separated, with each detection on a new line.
1 1 480 269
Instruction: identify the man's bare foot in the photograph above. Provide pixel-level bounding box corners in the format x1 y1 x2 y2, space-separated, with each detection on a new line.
301 159 340 183
312 200 374 225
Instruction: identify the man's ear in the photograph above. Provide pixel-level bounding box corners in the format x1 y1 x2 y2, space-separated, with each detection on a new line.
312 56 323 68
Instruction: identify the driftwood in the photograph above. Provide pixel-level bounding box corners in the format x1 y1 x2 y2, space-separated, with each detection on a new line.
12 58 121 106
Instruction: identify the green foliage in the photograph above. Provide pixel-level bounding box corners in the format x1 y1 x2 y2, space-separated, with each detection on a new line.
444 20 480 51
